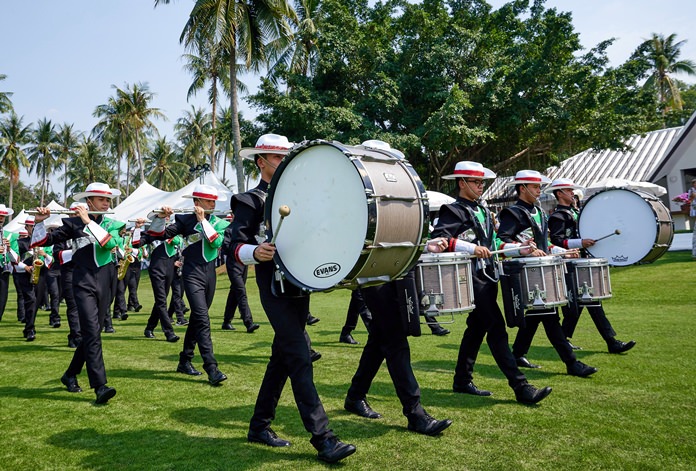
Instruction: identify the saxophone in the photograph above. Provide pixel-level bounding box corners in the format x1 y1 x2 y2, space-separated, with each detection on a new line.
31 247 43 285
117 233 134 281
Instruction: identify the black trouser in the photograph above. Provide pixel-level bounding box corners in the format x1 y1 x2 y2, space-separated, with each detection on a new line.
12 272 25 321
104 264 117 329
113 277 127 317
347 279 423 417
46 271 61 325
126 262 141 309
561 304 616 342
341 289 371 336
511 310 576 364
223 258 253 326
66 265 111 389
453 273 527 389
249 264 333 447
146 255 176 336
61 266 81 343
0 271 10 320
168 275 186 322
179 262 218 372
16 273 36 336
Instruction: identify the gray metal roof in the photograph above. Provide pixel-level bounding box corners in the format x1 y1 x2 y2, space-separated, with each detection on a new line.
482 126 684 203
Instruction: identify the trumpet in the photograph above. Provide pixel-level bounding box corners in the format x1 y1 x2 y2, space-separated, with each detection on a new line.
26 210 113 215
31 248 43 285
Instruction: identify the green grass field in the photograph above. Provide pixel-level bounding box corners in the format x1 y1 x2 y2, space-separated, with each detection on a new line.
0 252 694 470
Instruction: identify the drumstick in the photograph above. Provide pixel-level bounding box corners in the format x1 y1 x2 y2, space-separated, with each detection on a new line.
270 205 291 245
594 229 621 242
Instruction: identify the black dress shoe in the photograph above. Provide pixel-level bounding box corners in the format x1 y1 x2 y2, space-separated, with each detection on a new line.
144 329 155 339
516 356 541 369
608 339 636 354
52 322 61 329
514 383 552 404
112 313 121 320
120 313 128 321
61 373 82 393
26 331 36 342
316 436 356 463
407 411 453 436
566 339 582 350
248 427 291 447
134 304 143 312
104 326 115 334
246 323 260 333
431 326 451 336
567 360 598 377
307 314 320 326
176 319 189 326
344 396 382 419
177 361 202 376
94 385 117 404
207 368 227 386
339 333 358 344
221 322 236 331
67 338 77 349
310 350 322 362
166 334 180 343
453 381 492 396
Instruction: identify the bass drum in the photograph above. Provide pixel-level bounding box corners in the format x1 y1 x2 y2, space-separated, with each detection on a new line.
266 139 429 291
578 188 673 266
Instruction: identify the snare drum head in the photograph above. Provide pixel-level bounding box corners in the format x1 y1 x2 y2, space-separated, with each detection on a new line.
578 189 660 266
267 142 368 290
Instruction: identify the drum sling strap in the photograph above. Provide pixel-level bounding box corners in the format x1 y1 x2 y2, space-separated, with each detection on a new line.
510 204 549 251
453 202 498 282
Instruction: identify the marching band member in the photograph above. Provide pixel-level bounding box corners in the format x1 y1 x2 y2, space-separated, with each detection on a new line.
142 184 229 386
496 170 598 377
32 182 122 404
428 161 552 404
342 140 452 434
12 227 30 324
546 178 636 354
0 204 19 322
126 227 144 314
15 216 40 341
228 134 355 463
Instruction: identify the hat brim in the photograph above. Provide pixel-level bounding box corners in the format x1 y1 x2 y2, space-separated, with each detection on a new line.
182 194 227 202
73 189 121 201
239 147 292 161
442 169 496 180
505 177 552 186
543 184 585 195
0 210 15 216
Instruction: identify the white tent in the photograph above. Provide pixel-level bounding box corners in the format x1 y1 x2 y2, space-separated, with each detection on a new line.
110 172 237 223
584 177 667 199
426 190 455 212
3 200 68 233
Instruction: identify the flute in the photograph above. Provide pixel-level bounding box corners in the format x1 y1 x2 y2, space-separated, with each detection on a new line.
151 208 231 215
26 209 113 215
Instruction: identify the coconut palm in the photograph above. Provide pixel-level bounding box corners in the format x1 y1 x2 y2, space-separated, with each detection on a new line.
94 94 134 200
65 136 115 198
0 113 31 209
27 118 60 206
145 137 189 191
175 105 212 171
0 74 13 114
113 82 166 185
55 123 82 206
641 33 696 117
156 0 296 193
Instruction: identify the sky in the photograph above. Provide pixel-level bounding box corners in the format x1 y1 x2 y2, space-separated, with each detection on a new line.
2 0 696 188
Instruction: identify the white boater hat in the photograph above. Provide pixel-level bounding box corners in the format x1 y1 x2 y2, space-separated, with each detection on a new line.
182 184 227 202
360 140 406 160
73 182 121 202
442 161 496 180
506 169 551 186
20 215 36 226
69 201 89 211
543 178 585 195
0 204 14 216
239 134 294 160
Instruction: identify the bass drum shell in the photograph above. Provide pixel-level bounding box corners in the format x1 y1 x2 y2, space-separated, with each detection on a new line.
265 139 429 292
578 188 673 266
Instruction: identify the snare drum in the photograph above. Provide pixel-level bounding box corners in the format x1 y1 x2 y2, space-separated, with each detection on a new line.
564 258 612 307
499 256 568 327
266 140 429 291
414 252 475 315
578 189 673 266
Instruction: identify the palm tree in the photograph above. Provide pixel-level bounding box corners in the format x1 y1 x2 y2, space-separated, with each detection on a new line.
113 82 166 185
175 105 212 171
156 0 296 193
27 118 60 206
55 123 82 206
65 136 115 198
144 137 189 191
0 113 32 210
0 74 13 114
267 0 322 85
94 94 133 201
640 33 696 118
